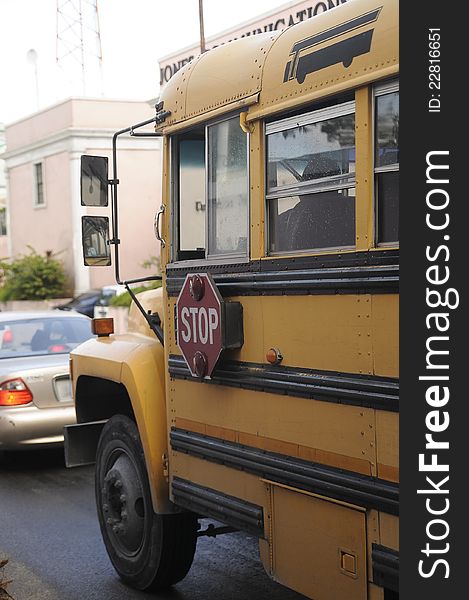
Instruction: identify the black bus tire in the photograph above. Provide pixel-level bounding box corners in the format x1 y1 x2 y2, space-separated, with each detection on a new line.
95 414 197 590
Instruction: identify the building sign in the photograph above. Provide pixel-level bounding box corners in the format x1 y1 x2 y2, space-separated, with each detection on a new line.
159 0 349 85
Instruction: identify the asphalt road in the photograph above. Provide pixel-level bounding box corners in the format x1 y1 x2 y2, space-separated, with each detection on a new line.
0 449 305 600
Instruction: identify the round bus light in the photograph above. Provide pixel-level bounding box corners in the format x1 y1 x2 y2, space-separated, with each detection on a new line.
193 351 208 378
266 348 283 365
189 275 205 301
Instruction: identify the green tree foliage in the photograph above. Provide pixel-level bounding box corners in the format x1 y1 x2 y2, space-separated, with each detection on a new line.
109 281 162 308
0 248 67 301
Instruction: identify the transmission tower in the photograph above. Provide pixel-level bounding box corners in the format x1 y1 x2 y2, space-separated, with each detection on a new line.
56 0 103 97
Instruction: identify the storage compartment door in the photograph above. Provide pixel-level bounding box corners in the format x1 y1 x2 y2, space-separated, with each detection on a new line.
270 484 367 600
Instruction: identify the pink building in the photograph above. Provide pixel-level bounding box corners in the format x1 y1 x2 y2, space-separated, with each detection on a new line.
3 98 161 294
0 123 8 258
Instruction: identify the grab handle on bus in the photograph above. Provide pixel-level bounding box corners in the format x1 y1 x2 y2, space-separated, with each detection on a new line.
154 204 166 247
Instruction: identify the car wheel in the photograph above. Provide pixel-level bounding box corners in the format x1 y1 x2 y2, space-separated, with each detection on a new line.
95 414 197 590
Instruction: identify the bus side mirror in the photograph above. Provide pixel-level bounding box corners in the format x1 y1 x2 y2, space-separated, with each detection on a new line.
82 216 111 266
81 155 109 207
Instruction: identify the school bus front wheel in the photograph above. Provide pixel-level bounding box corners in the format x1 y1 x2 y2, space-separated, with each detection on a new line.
95 414 198 590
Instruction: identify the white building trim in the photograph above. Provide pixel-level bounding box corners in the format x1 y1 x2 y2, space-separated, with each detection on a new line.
70 152 90 293
3 128 161 169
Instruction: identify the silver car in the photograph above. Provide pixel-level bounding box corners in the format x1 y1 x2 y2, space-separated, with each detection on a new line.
0 311 93 451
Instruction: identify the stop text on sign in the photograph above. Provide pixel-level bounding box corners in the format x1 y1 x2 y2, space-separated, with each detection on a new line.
179 306 219 345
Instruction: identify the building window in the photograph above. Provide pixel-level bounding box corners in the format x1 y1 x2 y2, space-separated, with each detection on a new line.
34 162 45 207
0 207 7 236
266 100 356 254
374 81 399 245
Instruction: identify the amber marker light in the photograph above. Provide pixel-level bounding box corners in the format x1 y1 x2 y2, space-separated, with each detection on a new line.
266 348 283 365
0 378 33 406
91 318 114 337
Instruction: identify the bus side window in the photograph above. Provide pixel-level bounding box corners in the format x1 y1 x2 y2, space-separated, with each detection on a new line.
266 100 356 254
207 117 249 258
374 82 399 245
173 116 249 262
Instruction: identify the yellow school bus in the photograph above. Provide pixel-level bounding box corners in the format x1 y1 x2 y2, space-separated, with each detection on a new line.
66 1 399 598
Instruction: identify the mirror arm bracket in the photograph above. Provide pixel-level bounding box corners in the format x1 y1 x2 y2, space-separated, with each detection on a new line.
105 105 169 343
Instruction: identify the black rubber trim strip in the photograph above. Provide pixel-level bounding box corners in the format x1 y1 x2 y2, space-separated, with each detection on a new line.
168 355 399 413
166 265 398 296
165 250 399 297
170 429 399 515
372 544 399 592
172 477 264 537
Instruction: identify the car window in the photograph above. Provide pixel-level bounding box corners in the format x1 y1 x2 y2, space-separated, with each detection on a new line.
0 317 94 358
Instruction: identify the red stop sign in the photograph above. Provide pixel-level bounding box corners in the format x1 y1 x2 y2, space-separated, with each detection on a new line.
176 273 224 379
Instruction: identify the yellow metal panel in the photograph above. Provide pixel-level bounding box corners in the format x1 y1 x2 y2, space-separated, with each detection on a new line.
376 410 399 482
184 36 268 120
269 484 367 600
259 538 271 578
165 294 377 374
170 381 376 470
175 417 373 475
72 334 171 513
160 135 170 270
371 294 399 377
379 513 399 551
261 294 373 374
298 443 372 476
250 0 398 122
157 0 398 130
368 583 385 600
249 120 265 261
367 510 380 578
119 344 170 513
170 450 270 512
72 337 124 383
355 85 374 251
159 35 275 129
168 292 394 377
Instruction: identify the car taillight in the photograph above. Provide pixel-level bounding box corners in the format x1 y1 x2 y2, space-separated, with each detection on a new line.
0 379 33 406
2 329 13 344
49 344 67 353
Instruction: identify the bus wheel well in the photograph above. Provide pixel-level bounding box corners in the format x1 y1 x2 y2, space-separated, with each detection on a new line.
75 375 135 424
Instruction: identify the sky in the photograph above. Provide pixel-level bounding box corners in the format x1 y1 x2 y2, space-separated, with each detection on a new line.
0 0 290 125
